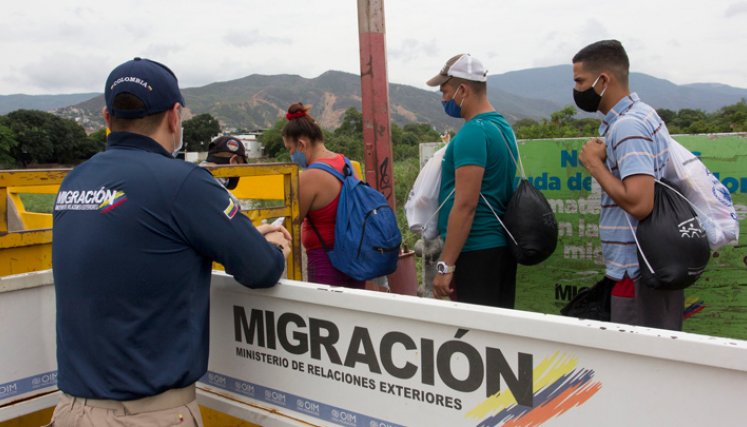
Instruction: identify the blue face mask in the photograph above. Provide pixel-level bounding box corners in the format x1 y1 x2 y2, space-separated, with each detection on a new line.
441 86 464 118
291 149 308 169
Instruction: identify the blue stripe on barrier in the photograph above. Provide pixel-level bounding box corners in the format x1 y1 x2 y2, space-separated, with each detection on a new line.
0 371 58 401
199 371 403 427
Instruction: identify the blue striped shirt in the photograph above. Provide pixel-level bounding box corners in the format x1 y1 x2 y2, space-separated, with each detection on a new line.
598 93 671 280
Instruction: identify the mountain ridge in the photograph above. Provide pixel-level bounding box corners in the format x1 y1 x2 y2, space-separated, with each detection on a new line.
2 66 745 132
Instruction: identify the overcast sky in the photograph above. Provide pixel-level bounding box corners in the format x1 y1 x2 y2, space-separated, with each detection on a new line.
1 0 746 96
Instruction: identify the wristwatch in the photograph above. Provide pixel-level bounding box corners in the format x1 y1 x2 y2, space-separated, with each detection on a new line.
436 261 456 275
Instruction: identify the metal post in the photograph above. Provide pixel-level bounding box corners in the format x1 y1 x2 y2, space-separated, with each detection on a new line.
357 0 395 209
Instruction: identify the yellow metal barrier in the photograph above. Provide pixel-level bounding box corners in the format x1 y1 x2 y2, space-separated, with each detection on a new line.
6 185 56 230
0 169 66 276
0 164 302 279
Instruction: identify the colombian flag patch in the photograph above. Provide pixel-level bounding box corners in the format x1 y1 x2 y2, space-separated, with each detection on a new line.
98 191 128 213
224 198 239 219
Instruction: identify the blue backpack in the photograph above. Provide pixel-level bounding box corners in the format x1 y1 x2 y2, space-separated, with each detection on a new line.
307 158 402 281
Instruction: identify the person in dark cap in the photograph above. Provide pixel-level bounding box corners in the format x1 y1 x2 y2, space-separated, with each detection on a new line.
202 135 248 189
50 58 291 426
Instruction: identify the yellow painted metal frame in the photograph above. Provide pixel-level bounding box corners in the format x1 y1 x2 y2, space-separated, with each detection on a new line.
6 185 56 230
0 164 302 279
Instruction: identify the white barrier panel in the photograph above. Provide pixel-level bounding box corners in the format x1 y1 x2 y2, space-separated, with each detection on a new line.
0 270 57 410
201 273 747 427
5 270 747 426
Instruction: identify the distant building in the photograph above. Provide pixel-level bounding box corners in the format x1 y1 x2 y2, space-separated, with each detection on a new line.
182 131 266 164
184 152 204 163
233 133 264 159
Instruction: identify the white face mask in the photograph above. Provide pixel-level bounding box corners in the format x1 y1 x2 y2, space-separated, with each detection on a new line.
172 125 184 157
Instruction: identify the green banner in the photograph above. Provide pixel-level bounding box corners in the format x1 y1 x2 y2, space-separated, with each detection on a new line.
515 135 747 339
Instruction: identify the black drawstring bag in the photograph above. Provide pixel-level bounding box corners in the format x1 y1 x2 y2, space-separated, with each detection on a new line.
477 120 558 266
501 179 558 265
634 180 710 290
560 277 614 321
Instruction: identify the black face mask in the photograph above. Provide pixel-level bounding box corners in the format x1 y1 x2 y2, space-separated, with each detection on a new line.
573 75 606 113
207 155 240 189
224 177 240 190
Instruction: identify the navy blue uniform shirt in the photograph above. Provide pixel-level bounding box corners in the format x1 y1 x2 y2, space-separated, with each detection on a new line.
52 131 285 400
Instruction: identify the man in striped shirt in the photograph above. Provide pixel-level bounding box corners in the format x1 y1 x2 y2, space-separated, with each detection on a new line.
574 40 683 331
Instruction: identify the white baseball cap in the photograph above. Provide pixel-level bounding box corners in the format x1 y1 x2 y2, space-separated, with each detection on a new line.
426 53 488 86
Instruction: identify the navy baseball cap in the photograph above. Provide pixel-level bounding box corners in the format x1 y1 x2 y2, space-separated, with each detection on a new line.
207 136 248 162
105 57 186 119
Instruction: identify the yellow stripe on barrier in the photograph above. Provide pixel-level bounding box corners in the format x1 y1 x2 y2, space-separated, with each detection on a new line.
231 175 285 200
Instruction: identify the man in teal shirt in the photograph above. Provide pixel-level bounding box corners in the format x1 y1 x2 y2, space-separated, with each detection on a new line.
426 54 518 308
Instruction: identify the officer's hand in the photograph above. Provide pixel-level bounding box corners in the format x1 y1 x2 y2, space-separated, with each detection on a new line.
264 231 291 258
256 223 292 241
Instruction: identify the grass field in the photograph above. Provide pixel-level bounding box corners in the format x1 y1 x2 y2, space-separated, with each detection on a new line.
19 193 55 213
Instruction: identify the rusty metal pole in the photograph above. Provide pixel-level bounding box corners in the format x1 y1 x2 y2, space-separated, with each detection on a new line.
357 0 395 209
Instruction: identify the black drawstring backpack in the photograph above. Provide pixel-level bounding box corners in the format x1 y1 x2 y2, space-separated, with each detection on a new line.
629 180 710 290
479 122 558 265
560 277 615 321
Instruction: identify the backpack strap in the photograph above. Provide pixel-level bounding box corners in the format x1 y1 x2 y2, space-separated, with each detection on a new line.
624 213 654 275
304 155 353 252
419 188 455 237
307 156 351 182
480 192 518 246
471 118 522 245
306 216 332 253
474 118 526 178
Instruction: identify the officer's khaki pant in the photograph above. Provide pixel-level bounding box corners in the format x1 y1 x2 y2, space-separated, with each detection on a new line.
45 392 203 427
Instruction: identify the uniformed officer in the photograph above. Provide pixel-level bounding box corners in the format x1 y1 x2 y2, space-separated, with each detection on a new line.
50 58 291 426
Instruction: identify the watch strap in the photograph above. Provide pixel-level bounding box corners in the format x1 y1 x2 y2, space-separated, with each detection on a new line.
437 261 456 274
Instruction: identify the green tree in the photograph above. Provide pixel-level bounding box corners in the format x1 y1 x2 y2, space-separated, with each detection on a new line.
513 118 539 129
656 108 677 124
259 119 286 159
0 123 18 167
52 118 90 164
4 110 56 165
334 107 363 138
550 106 576 126
183 113 221 152
393 122 440 161
81 128 108 160
713 100 747 132
514 106 599 139
326 132 364 163
329 108 365 162
688 119 715 134
2 110 91 166
673 108 708 132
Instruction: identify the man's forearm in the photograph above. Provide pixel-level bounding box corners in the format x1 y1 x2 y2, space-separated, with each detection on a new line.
440 204 476 265
587 161 625 201
586 162 653 220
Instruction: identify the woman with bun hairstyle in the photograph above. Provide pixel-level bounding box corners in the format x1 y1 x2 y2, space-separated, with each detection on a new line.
282 102 364 288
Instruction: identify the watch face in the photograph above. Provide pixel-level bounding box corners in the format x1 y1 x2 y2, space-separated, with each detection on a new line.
437 261 449 274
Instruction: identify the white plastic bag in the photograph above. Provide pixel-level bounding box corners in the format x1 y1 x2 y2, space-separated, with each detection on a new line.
664 137 739 249
405 146 446 239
